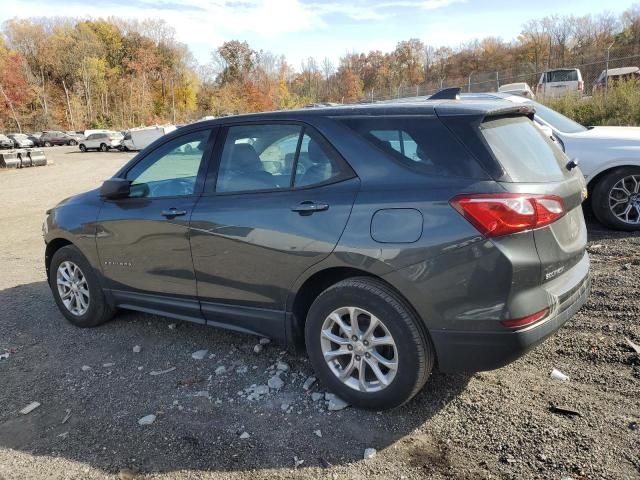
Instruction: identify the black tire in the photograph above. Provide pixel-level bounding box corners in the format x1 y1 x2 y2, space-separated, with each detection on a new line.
591 166 640 231
79 144 87 152
68 140 77 146
305 277 434 410
99 143 108 152
49 245 115 328
44 141 52 147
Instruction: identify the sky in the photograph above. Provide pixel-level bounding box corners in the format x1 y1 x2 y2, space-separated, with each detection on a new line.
0 0 634 67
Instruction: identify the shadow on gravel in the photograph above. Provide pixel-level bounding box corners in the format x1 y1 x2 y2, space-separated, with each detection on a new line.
0 281 471 475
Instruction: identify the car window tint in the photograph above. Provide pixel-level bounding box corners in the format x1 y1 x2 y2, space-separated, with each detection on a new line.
293 131 348 187
546 70 578 82
216 124 301 193
125 130 210 198
339 116 487 178
480 116 566 183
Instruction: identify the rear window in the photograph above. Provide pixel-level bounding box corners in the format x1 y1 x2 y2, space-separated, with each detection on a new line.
545 70 578 83
479 116 567 183
337 116 487 178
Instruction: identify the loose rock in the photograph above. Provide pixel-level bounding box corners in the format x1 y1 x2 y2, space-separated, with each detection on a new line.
137 414 156 425
314 429 322 438
311 392 324 402
276 361 289 371
132 345 141 353
327 396 350 411
259 338 271 345
81 365 91 372
364 448 377 459
20 402 41 415
253 344 263 354
239 432 250 439
149 366 176 376
215 366 226 375
302 376 316 390
268 374 284 390
191 349 208 360
103 362 115 368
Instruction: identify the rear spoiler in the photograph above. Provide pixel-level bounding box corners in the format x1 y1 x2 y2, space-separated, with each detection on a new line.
435 102 535 122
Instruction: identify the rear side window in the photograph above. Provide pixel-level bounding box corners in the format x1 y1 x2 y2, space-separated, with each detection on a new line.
545 70 578 83
479 116 566 183
337 116 487 178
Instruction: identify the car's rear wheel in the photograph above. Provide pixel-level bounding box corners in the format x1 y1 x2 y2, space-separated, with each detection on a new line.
79 144 87 152
49 245 114 327
69 140 77 146
592 167 640 231
44 141 52 147
305 277 434 410
99 143 108 152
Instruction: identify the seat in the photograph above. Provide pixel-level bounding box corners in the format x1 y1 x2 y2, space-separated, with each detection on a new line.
219 143 276 192
298 140 333 186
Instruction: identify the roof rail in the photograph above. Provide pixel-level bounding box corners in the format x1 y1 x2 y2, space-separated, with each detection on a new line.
429 87 461 100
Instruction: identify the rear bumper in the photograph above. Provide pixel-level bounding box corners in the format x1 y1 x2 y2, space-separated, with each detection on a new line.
431 253 591 373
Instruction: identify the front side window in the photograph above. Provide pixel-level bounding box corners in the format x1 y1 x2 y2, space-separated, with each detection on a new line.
125 130 210 198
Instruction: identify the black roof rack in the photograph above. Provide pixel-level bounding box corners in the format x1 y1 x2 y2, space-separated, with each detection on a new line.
429 87 461 100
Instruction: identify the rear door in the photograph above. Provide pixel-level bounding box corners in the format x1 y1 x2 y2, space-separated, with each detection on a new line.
477 115 587 281
189 122 359 339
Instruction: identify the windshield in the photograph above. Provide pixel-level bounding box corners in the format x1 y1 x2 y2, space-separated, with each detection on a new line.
529 101 588 134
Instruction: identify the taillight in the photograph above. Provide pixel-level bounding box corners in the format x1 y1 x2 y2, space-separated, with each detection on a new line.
578 80 584 91
450 193 565 238
501 307 549 329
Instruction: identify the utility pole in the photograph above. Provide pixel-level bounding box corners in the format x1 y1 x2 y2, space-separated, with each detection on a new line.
496 71 500 90
605 41 615 99
468 72 473 93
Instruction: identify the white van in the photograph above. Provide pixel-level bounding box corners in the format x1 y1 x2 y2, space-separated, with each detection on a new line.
536 68 583 98
122 125 177 151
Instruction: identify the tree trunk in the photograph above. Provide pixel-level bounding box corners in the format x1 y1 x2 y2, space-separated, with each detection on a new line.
0 84 22 133
62 79 75 130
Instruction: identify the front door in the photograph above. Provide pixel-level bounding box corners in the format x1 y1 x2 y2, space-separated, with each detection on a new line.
189 123 359 338
96 128 215 322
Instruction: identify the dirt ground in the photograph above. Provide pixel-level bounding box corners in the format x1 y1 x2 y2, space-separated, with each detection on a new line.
0 146 638 480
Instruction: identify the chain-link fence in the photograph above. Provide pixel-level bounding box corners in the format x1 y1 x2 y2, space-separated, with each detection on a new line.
367 44 640 102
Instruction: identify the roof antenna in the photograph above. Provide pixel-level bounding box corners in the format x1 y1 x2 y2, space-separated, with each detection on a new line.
429 87 461 100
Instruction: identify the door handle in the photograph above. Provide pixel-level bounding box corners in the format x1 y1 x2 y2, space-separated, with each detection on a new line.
161 208 188 218
291 201 329 215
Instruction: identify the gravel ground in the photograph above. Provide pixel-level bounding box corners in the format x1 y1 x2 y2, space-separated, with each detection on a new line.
0 146 638 480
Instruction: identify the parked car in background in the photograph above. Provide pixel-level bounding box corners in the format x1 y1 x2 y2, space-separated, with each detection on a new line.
537 68 584 98
593 66 640 92
83 129 110 138
27 134 44 147
41 131 78 146
122 125 176 151
0 134 13 149
79 131 123 152
464 91 640 231
45 100 590 409
65 131 85 143
498 82 535 99
7 133 34 148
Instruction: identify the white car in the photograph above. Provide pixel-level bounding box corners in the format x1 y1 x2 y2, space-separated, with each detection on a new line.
536 68 584 98
79 132 123 152
498 82 535 99
467 92 640 230
122 125 176 151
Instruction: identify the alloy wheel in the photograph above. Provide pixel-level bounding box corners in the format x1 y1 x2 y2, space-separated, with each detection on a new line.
320 306 398 393
56 261 90 316
609 174 640 225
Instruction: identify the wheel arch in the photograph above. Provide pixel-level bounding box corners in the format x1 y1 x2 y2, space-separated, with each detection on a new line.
587 162 640 194
45 238 73 277
287 264 428 353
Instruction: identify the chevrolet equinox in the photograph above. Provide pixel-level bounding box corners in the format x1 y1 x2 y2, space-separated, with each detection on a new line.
44 99 591 409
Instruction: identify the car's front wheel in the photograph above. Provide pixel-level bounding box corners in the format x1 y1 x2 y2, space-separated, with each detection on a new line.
79 144 87 152
49 245 115 327
592 167 640 231
305 277 434 410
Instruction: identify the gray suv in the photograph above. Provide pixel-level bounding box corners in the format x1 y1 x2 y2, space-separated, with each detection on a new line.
43 99 590 409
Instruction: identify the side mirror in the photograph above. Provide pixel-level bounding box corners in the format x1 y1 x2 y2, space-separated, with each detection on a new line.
100 178 131 199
